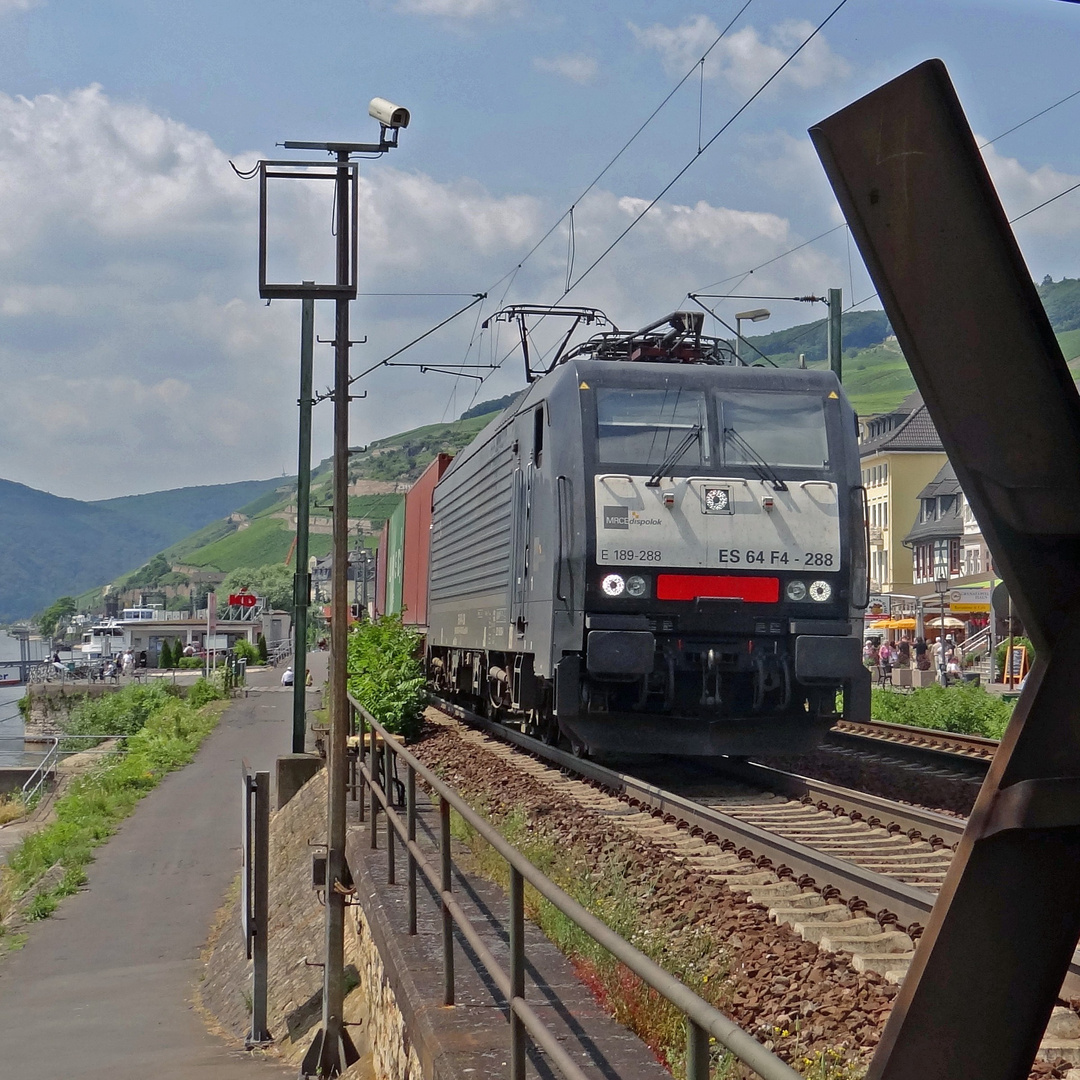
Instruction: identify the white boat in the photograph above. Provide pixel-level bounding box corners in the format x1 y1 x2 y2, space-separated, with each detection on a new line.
80 620 131 659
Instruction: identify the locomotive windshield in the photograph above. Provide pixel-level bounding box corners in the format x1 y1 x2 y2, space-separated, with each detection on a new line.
596 388 710 465
720 392 829 468
595 386 829 469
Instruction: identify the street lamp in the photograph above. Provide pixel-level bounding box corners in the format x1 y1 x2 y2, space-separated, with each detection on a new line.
735 308 770 364
934 572 950 684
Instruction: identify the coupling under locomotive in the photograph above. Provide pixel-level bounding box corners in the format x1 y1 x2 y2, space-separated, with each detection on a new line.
425 309 870 757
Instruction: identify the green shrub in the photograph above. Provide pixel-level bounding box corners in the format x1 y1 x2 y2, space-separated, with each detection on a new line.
871 682 1014 739
187 677 225 709
158 640 172 668
59 682 175 749
347 615 425 740
257 634 269 664
995 636 1035 679
177 656 203 669
232 639 260 664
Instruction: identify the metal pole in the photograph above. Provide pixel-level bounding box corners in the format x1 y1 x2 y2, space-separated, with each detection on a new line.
687 1019 710 1080
248 771 271 1045
385 738 395 884
357 712 366 823
307 147 355 1079
827 286 843 382
292 293 315 753
440 796 455 1006
509 866 526 1080
370 729 379 849
407 764 417 935
1007 595 1014 687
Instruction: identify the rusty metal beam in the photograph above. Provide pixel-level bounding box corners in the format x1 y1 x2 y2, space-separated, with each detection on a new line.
810 59 1080 1080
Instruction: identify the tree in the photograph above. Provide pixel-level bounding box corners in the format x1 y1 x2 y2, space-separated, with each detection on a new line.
218 564 293 612
257 634 269 664
158 640 172 669
38 596 76 638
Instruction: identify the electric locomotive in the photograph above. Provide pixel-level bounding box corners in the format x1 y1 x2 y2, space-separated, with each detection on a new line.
426 308 870 756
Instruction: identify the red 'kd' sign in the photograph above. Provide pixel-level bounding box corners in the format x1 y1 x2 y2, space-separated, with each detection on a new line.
229 593 258 608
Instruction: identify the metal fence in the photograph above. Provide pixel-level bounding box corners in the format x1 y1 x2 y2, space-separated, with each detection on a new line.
348 693 801 1080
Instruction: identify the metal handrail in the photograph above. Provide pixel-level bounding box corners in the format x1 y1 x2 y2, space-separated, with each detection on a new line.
21 737 60 801
960 625 991 659
348 693 801 1080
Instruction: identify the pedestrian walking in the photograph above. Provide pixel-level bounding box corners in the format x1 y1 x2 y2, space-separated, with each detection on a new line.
281 666 294 687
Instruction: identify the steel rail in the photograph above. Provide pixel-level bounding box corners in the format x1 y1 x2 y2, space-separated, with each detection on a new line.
350 692 802 1080
717 759 967 849
832 718 999 759
430 699 1080 998
435 696 941 933
824 730 991 781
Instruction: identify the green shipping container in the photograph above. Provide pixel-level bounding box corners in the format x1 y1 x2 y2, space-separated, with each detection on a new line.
385 500 405 617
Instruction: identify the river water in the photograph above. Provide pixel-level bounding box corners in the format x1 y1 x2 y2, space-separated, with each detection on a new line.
0 631 48 766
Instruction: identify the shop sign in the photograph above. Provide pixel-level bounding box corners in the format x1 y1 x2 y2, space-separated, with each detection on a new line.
949 587 991 613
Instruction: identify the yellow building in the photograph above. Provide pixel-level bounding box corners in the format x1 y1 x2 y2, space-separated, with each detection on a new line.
858 392 947 595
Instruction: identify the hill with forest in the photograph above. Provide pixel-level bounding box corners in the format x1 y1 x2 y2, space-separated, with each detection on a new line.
744 276 1080 414
0 477 285 622
71 399 515 613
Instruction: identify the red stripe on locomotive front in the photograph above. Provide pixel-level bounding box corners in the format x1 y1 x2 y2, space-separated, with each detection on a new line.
656 574 780 603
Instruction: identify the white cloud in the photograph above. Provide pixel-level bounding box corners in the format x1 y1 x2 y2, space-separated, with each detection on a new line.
0 0 39 13
533 53 599 85
630 16 850 96
0 84 859 500
395 0 518 17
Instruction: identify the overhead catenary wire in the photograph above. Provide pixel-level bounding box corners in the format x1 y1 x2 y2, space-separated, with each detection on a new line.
557 0 852 302
978 86 1080 150
478 0 758 301
318 293 487 401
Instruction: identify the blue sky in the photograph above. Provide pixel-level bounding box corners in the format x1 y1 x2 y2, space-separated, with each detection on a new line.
1 0 1079 499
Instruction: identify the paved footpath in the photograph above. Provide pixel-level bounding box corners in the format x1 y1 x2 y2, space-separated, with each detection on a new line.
0 659 324 1078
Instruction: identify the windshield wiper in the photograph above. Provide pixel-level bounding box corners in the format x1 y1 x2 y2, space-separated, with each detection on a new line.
723 428 788 491
646 425 701 487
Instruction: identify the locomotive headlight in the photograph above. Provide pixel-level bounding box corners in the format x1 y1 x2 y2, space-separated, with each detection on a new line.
625 575 648 598
601 573 626 597
809 580 833 603
785 580 807 602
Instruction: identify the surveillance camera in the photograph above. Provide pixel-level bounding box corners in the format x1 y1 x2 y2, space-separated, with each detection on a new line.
369 98 410 130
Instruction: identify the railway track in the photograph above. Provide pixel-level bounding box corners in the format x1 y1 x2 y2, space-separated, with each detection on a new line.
831 718 998 761
426 697 1080 1010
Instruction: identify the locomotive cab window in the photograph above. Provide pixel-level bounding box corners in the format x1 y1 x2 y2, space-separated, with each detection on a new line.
596 388 710 466
719 392 829 469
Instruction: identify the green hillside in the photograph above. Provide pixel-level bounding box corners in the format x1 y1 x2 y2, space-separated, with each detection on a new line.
348 410 510 485
0 476 284 622
743 277 1080 415
117 404 509 588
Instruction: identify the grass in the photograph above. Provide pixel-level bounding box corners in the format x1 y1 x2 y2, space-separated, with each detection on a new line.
450 807 720 1076
871 681 1014 739
0 795 27 826
1 680 226 934
179 515 332 571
